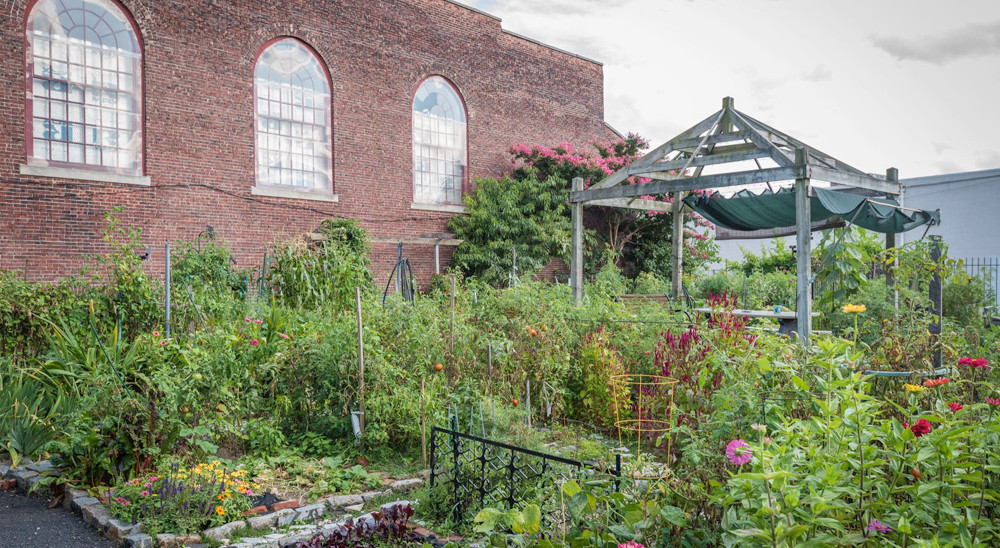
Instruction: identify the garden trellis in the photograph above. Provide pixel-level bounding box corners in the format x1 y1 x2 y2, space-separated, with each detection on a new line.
569 97 939 342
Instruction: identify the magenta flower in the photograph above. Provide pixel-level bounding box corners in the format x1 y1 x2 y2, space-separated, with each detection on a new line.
279 333 289 339
726 439 752 465
618 543 645 548
250 339 259 346
867 519 891 534
254 319 264 325
141 490 149 497
243 317 252 322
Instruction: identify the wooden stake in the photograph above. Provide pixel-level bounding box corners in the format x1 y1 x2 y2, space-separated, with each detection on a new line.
449 274 456 381
421 377 427 467
526 379 531 429
355 286 365 432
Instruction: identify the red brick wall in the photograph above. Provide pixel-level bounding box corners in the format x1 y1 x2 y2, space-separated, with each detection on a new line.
0 0 607 286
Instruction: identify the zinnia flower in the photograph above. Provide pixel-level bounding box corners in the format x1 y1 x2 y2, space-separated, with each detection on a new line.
244 317 252 322
254 319 264 324
842 304 867 314
151 331 160 337
726 439 752 465
867 519 892 534
618 543 645 548
948 402 964 412
910 418 932 437
159 340 167 347
903 383 925 393
279 333 289 339
923 377 949 387
141 490 149 497
960 357 990 369
215 506 225 516
986 397 1000 406
250 339 259 346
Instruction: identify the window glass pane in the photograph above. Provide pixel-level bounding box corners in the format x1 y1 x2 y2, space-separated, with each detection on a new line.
412 76 466 204
26 0 142 174
254 38 331 190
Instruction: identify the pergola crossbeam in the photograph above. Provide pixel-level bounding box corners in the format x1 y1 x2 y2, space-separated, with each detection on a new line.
572 166 804 201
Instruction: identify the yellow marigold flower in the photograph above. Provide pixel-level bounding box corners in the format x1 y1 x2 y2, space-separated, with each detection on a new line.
215 506 225 516
903 383 925 393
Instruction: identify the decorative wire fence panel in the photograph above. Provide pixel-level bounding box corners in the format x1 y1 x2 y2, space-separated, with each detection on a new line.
961 257 999 306
429 426 621 525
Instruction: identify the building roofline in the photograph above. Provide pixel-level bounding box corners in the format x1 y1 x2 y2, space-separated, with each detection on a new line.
604 121 624 139
500 29 603 66
442 1 603 66
902 167 1000 188
440 0 501 21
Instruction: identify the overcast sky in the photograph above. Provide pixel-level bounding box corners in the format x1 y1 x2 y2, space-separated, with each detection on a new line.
466 0 1000 178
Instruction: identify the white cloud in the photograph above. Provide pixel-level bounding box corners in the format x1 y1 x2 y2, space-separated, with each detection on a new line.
462 0 1000 177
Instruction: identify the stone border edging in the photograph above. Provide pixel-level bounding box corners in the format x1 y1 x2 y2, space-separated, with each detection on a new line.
3 464 429 548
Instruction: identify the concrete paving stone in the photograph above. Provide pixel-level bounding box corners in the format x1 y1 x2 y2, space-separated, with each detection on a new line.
24 472 47 493
123 533 153 548
276 509 297 527
344 503 364 512
293 503 325 521
71 496 100 513
278 534 313 548
203 520 246 542
388 478 423 492
105 518 136 541
64 488 90 510
323 494 362 509
26 460 56 473
81 502 112 530
246 512 277 529
0 464 9 477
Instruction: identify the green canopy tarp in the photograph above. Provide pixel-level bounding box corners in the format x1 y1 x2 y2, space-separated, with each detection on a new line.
683 186 940 234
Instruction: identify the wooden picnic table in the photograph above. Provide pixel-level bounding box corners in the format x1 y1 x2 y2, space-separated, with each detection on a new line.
693 307 820 335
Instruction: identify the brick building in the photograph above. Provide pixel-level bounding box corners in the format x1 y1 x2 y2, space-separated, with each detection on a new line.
0 0 612 284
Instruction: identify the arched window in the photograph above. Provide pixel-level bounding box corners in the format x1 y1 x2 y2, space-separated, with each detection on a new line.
412 76 466 205
254 38 332 191
26 0 142 175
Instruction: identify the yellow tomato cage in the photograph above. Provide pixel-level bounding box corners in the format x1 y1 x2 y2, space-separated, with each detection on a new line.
611 374 678 480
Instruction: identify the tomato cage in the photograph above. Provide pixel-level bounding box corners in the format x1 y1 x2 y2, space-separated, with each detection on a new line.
611 374 679 480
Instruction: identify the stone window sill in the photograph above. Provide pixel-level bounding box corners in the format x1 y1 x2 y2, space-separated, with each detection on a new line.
410 202 466 214
19 164 151 186
251 186 339 203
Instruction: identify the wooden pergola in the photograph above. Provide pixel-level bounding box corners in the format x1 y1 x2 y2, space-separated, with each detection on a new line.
569 97 903 343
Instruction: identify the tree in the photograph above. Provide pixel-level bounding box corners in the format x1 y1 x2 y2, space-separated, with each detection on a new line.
507 134 718 278
448 173 570 286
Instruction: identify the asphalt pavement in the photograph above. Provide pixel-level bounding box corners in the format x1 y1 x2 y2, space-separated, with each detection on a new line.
0 489 115 548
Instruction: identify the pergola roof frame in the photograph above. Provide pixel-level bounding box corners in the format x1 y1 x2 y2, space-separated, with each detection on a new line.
567 97 905 344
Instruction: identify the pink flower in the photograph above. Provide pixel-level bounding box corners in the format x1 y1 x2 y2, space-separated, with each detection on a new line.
143 482 152 487
986 397 1000 406
910 418 932 437
244 317 252 322
141 490 149 496
151 331 160 337
618 543 645 548
254 319 264 325
159 340 167 346
279 333 289 339
726 439 752 465
115 496 130 506
250 339 259 346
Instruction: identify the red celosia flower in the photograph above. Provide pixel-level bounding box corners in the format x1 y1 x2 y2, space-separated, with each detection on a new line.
974 358 989 369
986 397 1000 406
947 402 964 412
959 357 973 366
923 377 950 387
910 418 932 437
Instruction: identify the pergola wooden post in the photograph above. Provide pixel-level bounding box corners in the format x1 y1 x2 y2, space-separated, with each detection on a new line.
568 97 903 343
794 147 812 342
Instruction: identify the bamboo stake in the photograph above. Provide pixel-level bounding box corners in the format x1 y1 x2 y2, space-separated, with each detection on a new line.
449 274 456 382
421 377 427 467
356 286 365 432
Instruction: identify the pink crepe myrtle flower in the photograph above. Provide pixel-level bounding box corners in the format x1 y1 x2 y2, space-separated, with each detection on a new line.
726 439 752 465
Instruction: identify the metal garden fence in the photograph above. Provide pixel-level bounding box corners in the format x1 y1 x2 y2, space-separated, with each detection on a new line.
960 257 999 306
429 424 621 525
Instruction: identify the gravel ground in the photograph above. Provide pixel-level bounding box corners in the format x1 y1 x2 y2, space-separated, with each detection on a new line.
0 489 116 548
